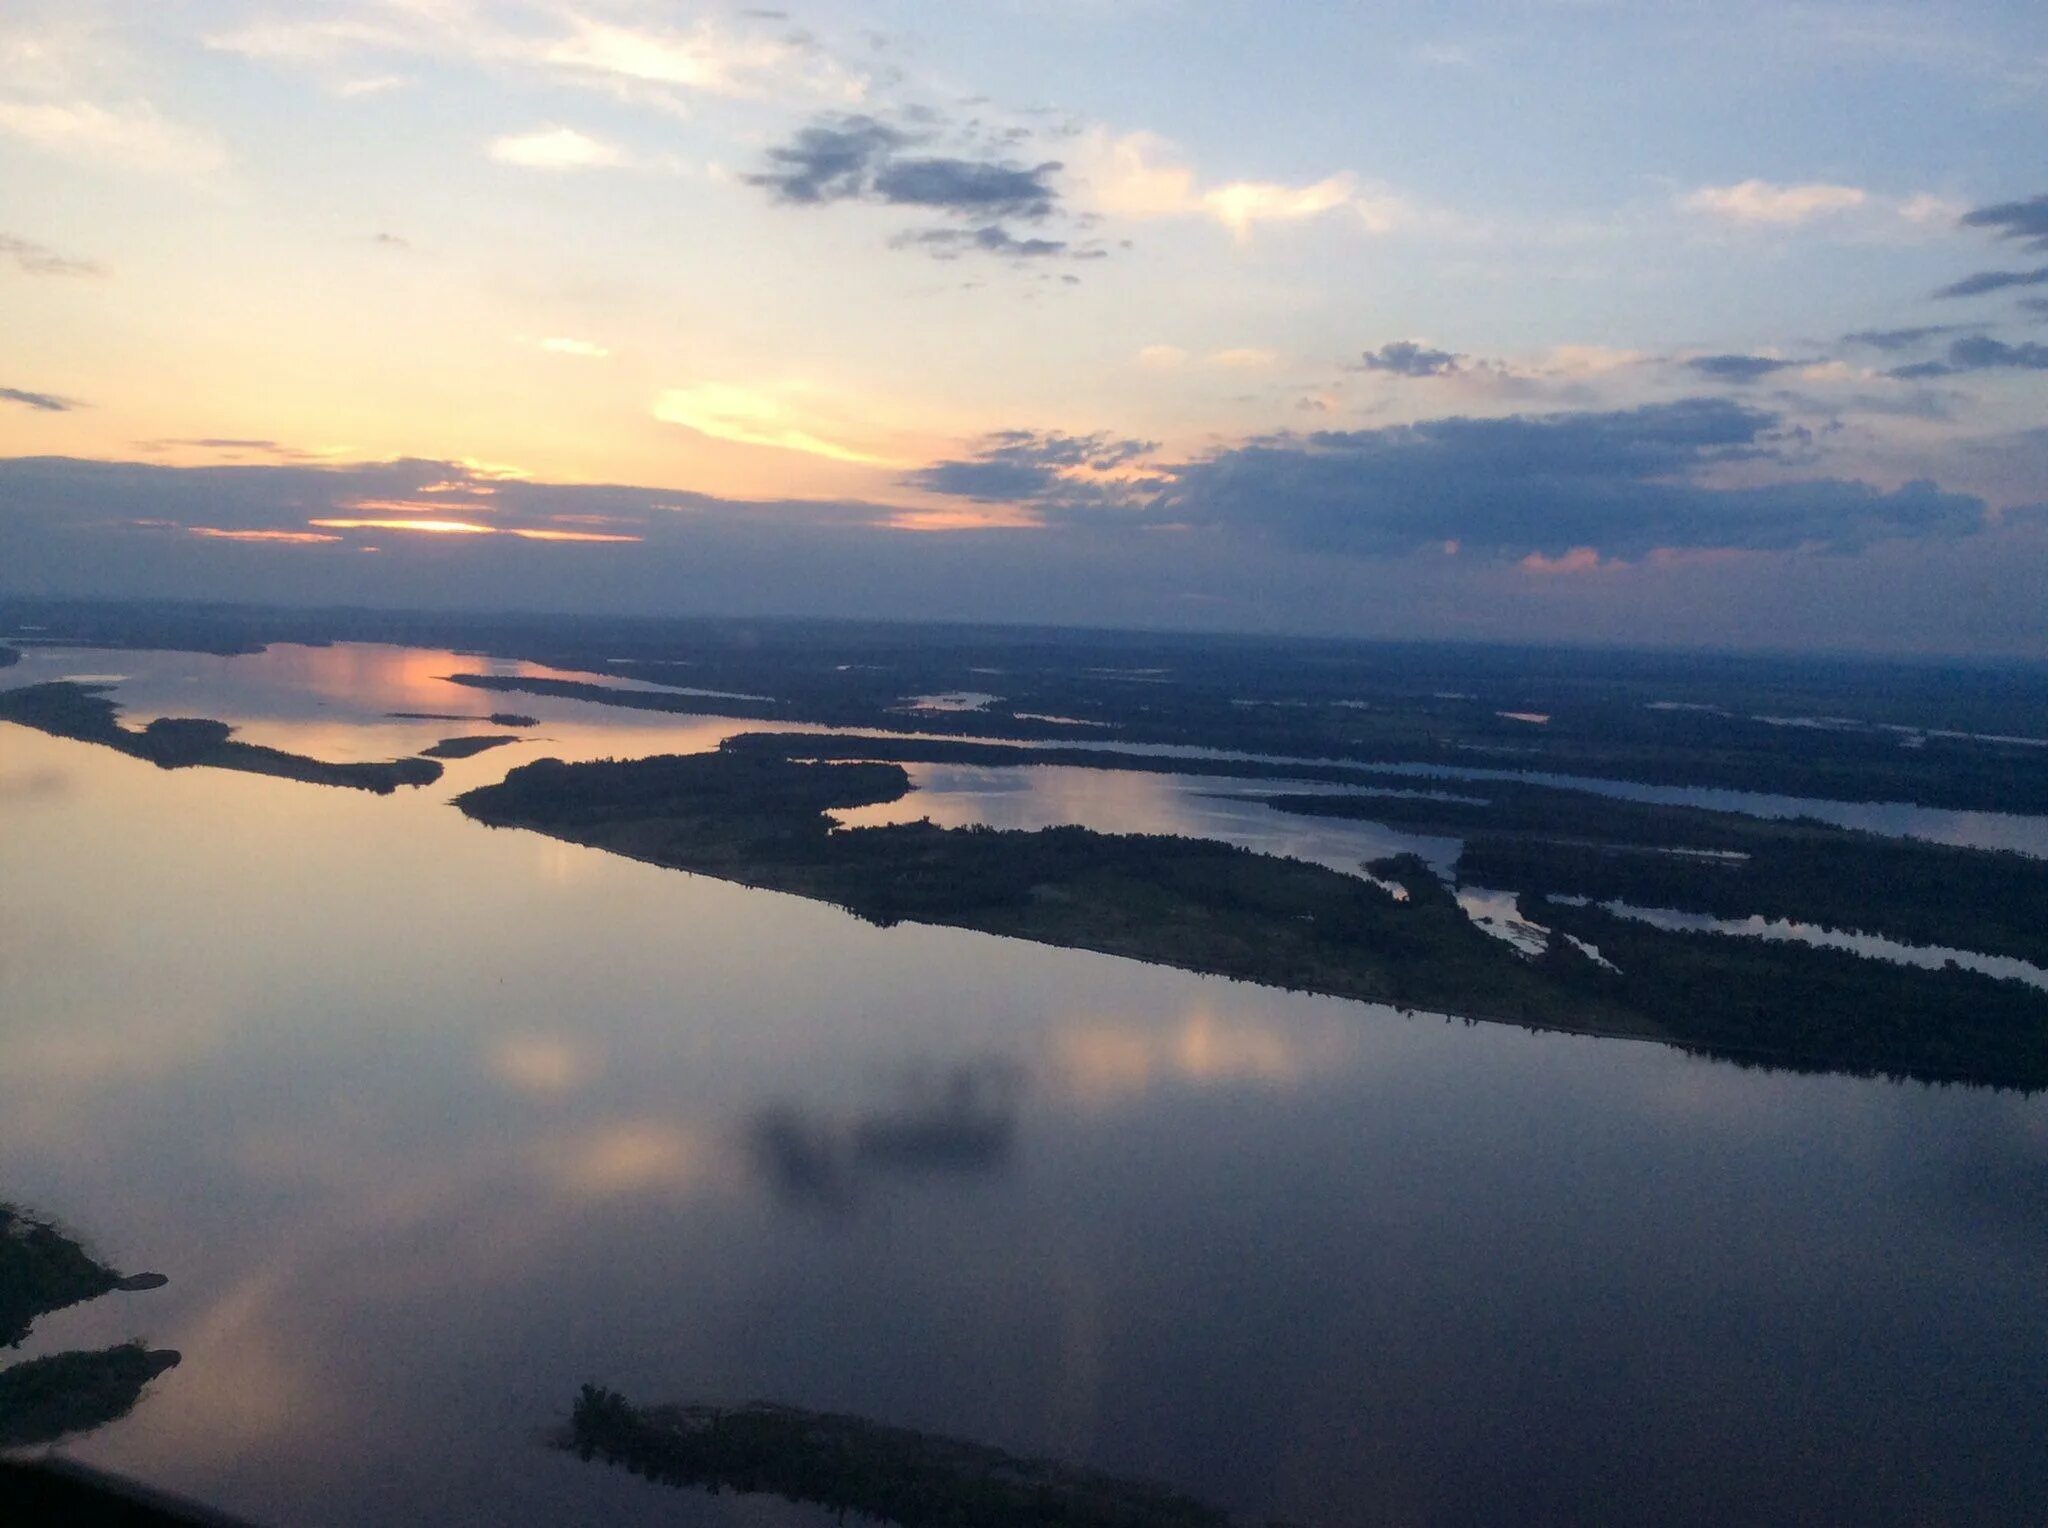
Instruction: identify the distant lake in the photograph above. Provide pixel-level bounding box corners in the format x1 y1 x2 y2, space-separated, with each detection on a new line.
2 643 2045 1526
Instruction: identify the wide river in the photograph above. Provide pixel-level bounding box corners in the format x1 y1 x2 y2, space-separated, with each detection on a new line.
2 644 2044 1526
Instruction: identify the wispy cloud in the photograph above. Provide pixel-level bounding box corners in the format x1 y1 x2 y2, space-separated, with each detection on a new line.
0 232 101 277
488 125 628 170
1 385 79 412
136 438 330 462
653 382 898 465
1960 192 2048 252
1684 353 1815 383
336 74 410 99
1073 129 1428 239
1934 265 2048 299
0 97 226 176
1888 336 2048 379
1840 324 1978 352
1358 341 1465 378
207 6 864 111
1679 180 1868 225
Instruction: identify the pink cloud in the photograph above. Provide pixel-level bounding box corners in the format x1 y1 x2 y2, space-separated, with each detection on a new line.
1518 546 1607 575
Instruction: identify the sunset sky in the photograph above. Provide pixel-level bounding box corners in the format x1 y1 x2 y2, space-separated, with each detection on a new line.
4 0 2046 652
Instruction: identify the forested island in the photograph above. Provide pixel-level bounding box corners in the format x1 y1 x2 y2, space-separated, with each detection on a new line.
443 667 2048 813
418 733 522 760
388 710 538 728
1253 780 2048 967
561 1385 1254 1527
0 682 442 793
457 749 2048 1086
11 598 2048 811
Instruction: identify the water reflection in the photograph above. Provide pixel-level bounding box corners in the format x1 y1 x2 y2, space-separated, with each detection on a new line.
1 656 2046 1524
1051 1009 1356 1108
1581 901 2048 992
831 763 1461 878
748 1060 1021 1209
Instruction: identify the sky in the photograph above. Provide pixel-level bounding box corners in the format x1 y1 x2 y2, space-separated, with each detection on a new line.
3 0 2047 655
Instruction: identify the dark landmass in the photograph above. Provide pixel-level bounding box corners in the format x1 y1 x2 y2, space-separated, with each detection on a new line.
1 1201 177 1451
457 750 2048 1086
1261 781 2048 966
456 751 1643 1034
446 670 2048 813
1 1203 123 1348
731 731 2048 967
0 645 18 669
1534 900 2048 1084
0 1459 255 1527
447 670 797 722
561 1385 1256 1527
0 1344 182 1449
11 596 2048 812
418 733 522 760
387 710 537 728
0 682 442 793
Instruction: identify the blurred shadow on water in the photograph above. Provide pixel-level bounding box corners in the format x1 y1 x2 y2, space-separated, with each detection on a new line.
746 1058 1023 1210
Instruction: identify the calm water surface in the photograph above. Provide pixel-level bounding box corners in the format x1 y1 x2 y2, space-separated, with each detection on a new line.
2 644 2046 1526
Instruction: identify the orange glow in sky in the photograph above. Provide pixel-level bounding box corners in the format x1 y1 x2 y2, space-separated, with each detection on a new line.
309 518 497 535
187 527 344 544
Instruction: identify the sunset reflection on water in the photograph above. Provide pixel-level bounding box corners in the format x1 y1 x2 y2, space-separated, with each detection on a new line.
1 645 2045 1527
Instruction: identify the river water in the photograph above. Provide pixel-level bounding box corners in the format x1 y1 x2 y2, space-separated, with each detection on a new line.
2 643 2045 1526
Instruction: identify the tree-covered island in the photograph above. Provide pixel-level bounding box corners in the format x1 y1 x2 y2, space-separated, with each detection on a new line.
0 681 442 793
457 749 2048 1087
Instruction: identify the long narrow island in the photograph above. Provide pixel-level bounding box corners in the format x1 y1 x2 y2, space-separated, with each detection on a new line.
0 681 443 793
456 749 2048 1087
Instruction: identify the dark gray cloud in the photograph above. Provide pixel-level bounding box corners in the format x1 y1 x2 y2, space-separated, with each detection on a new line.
1934 265 2048 299
1840 324 1974 352
871 157 1058 220
0 234 102 278
904 429 1156 502
890 225 1101 261
746 115 907 204
1960 192 2048 252
3 450 2043 656
1888 335 2048 379
1160 399 1985 558
1357 341 1464 378
136 438 325 460
1766 386 1958 423
1685 354 1811 383
1 386 78 412
746 112 1076 260
748 113 1057 220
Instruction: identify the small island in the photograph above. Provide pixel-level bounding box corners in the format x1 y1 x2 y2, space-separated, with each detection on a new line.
418 733 523 760
456 749 2048 1086
1 1201 178 1450
561 1385 1250 1527
0 681 442 794
387 710 538 727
